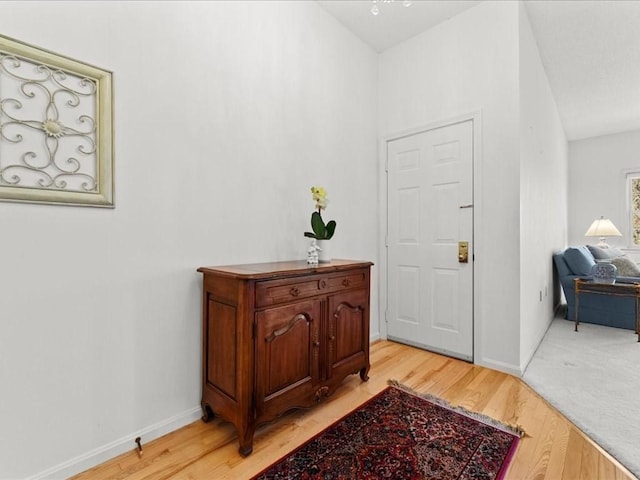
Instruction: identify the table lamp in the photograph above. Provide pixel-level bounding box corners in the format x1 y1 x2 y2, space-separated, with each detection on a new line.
585 216 622 248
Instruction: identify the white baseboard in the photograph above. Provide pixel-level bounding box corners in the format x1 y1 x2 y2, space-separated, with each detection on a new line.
26 406 202 480
474 356 523 377
520 311 558 375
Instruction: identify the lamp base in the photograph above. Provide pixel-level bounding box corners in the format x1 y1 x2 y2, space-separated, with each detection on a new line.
597 237 610 248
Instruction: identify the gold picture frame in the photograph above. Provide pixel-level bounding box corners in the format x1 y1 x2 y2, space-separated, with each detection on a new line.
0 34 113 207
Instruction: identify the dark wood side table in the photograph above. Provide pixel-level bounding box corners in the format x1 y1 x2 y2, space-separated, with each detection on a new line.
574 278 640 342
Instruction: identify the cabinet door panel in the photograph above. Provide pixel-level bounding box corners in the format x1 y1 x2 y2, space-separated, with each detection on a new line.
328 289 369 378
255 299 321 419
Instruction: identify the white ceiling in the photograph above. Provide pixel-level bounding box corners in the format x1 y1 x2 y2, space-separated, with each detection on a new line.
317 0 640 141
317 0 482 52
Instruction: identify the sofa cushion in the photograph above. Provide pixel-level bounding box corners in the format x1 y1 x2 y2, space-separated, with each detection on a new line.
564 246 596 276
610 256 640 277
587 244 624 260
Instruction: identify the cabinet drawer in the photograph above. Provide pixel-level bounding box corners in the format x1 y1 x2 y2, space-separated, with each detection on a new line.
256 268 369 307
325 269 368 292
256 275 326 307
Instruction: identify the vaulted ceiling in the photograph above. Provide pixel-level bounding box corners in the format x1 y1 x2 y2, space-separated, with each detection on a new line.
317 0 640 141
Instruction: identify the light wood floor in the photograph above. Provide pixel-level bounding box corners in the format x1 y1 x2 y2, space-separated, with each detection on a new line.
72 341 637 480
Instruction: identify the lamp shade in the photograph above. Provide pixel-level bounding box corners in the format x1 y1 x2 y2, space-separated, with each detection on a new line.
585 217 622 237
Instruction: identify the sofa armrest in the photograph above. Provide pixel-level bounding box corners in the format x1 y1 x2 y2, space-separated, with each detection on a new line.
553 252 573 278
559 274 579 300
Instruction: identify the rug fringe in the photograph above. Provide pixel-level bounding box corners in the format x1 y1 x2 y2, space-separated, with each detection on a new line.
387 379 526 438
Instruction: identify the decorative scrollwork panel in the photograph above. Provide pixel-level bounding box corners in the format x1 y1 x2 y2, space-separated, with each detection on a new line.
0 35 113 207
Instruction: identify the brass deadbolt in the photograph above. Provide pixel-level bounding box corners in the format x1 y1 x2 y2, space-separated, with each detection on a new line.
458 241 469 263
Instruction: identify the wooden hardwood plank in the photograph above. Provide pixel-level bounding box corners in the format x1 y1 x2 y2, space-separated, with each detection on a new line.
511 398 558 479
482 373 529 429
506 387 556 479
544 413 571 479
563 429 586 480
581 436 600 480
71 341 637 480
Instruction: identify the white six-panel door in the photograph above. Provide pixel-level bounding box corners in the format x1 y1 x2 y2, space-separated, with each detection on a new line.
386 120 473 361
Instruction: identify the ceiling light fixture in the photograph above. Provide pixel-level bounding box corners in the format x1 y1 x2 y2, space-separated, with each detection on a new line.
371 0 412 16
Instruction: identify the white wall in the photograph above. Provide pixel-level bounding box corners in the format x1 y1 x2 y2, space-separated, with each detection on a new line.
568 129 640 258
0 2 379 478
379 1 522 373
518 3 568 368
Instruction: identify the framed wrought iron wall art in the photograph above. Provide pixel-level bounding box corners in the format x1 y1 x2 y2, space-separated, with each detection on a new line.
0 34 113 207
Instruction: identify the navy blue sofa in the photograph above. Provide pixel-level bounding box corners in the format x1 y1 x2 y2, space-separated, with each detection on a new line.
553 245 639 330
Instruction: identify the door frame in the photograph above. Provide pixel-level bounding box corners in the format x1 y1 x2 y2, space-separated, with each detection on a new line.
378 111 483 363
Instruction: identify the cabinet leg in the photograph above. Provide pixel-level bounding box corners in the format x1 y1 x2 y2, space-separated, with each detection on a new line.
359 365 370 382
201 402 214 423
238 426 256 457
238 443 253 457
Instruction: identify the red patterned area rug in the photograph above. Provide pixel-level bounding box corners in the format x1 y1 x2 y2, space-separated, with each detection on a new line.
251 383 523 480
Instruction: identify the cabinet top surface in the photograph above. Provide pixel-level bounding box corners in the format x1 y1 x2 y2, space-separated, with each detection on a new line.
197 259 373 280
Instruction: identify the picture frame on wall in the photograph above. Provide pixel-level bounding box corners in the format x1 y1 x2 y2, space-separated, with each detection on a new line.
0 34 113 207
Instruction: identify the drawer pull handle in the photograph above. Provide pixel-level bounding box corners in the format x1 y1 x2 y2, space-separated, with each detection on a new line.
329 335 335 341
342 279 351 287
290 287 300 297
313 340 320 348
320 280 327 289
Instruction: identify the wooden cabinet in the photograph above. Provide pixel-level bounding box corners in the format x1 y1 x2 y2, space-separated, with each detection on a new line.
197 260 372 456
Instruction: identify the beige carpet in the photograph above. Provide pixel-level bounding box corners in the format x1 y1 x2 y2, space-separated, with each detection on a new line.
523 317 640 478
